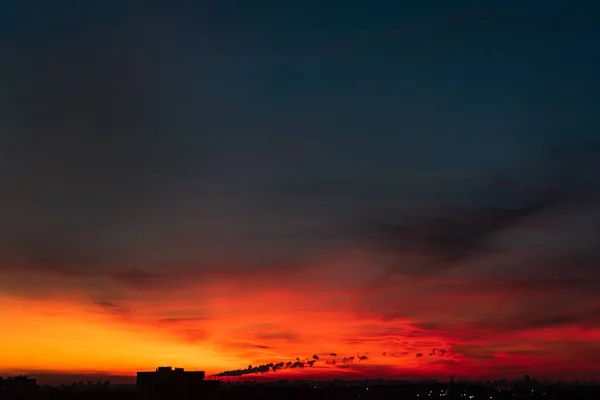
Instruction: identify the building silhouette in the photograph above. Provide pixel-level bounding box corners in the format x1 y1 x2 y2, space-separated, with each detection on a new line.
0 375 38 399
137 367 219 400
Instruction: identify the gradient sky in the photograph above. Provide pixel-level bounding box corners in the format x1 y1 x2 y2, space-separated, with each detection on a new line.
1 0 599 384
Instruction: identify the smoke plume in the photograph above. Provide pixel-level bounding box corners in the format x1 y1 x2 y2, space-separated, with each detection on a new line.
212 355 317 377
212 351 371 377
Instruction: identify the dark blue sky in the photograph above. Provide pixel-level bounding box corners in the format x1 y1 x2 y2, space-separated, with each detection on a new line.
0 0 599 280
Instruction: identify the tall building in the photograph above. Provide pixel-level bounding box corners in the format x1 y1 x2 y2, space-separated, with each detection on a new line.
137 367 219 400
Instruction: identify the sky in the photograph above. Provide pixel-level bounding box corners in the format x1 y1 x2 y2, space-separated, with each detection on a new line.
1 0 599 384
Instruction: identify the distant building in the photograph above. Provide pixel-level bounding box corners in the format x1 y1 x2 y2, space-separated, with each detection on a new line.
0 376 38 399
137 367 219 400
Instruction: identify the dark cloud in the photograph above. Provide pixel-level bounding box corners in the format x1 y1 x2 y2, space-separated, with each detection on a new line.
360 203 551 264
384 352 410 357
97 301 117 308
94 301 129 317
529 249 600 285
428 348 447 357
157 317 208 324
411 305 600 349
526 316 583 330
348 139 600 282
0 235 199 296
415 353 423 358
253 331 302 342
480 307 600 334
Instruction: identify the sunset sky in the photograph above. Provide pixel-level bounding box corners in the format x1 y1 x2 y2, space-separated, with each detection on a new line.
1 0 599 384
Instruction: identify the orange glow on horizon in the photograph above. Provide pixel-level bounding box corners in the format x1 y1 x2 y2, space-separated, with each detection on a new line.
2 269 599 384
0 296 236 376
